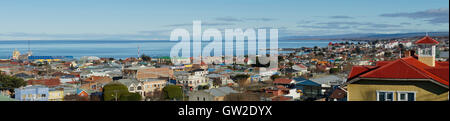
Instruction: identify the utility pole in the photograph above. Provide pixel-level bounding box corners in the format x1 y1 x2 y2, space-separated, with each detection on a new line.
115 91 118 101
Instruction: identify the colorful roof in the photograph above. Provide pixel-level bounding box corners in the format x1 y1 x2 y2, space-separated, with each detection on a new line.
273 78 293 84
28 78 61 87
348 57 449 87
329 88 346 99
293 77 321 86
415 36 439 44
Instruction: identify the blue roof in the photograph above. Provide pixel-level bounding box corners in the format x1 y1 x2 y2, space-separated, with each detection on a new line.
28 56 74 60
293 77 321 86
208 68 216 72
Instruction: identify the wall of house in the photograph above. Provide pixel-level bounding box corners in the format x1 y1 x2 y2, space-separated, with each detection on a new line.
15 87 49 101
143 80 167 93
418 56 435 67
49 90 64 101
348 81 448 101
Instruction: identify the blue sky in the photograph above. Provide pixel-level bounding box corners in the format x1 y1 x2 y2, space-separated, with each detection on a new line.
0 0 448 40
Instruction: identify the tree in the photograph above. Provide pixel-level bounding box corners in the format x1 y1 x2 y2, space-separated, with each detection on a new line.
270 74 280 81
120 93 142 101
0 74 27 94
355 47 361 54
102 83 129 101
232 74 250 87
141 54 152 62
329 68 340 74
162 85 183 100
197 85 209 90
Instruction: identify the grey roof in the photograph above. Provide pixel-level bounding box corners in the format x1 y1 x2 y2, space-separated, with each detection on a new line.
310 75 346 85
117 79 140 87
207 74 222 78
141 78 165 82
205 87 237 97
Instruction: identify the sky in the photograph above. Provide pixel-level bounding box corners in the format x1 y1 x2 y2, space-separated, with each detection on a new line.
0 0 448 40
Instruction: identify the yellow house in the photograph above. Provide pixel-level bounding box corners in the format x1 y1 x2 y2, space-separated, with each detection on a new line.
346 36 449 101
48 89 64 101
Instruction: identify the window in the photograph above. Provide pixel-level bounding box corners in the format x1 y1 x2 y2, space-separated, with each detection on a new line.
377 91 394 101
419 45 433 56
398 92 416 101
41 94 46 97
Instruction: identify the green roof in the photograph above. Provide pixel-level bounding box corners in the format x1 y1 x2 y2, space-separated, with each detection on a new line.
0 95 17 101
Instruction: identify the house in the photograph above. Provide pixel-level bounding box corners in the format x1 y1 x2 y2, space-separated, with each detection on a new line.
117 79 145 97
273 78 295 88
80 76 112 91
310 75 346 95
328 87 347 101
292 64 308 75
207 74 234 87
14 85 49 101
176 69 209 91
141 78 167 95
59 75 80 84
293 77 322 100
76 88 89 97
346 36 449 101
136 67 173 80
48 88 64 101
188 86 238 101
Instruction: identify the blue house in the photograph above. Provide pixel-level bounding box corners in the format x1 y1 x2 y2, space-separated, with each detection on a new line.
293 77 322 100
15 85 49 101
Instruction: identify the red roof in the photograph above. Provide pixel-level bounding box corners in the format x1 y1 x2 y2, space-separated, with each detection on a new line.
348 57 449 86
347 66 376 79
28 78 61 87
273 78 293 84
415 36 439 44
296 64 307 69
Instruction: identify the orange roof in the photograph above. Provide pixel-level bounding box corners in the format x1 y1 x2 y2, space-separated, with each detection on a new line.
348 57 449 86
84 76 112 83
415 36 439 44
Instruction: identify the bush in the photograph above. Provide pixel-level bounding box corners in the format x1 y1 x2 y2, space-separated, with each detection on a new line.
329 68 340 74
0 74 27 93
162 85 183 100
125 93 143 101
103 83 129 101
